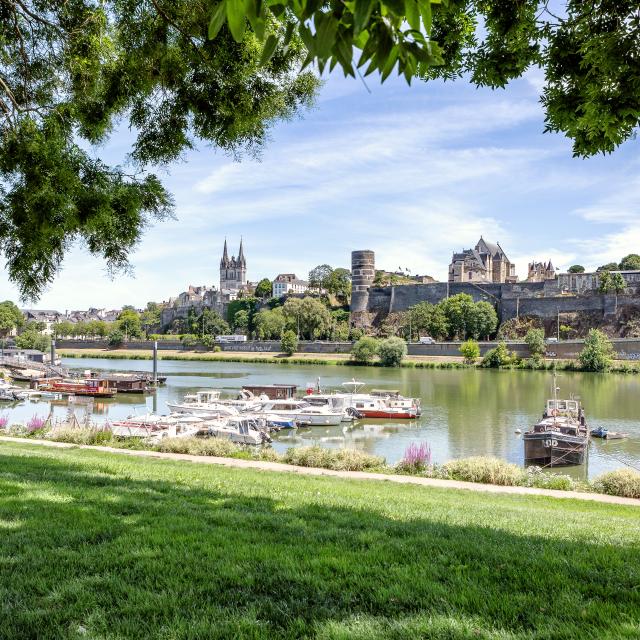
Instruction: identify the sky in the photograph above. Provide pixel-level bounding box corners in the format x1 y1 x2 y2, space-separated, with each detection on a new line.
1 65 639 310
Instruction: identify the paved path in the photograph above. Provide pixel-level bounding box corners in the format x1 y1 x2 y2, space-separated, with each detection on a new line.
1 436 639 507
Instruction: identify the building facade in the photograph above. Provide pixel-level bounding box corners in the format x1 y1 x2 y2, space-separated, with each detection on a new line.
220 239 247 293
449 237 517 284
272 274 308 297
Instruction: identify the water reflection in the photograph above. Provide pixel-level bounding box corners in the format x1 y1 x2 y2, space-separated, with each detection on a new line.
0 357 637 480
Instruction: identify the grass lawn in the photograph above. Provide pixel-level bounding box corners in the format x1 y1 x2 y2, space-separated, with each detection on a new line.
1 441 639 639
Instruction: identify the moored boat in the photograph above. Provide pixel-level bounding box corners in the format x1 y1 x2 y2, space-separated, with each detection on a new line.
37 378 116 398
523 387 589 467
590 427 628 440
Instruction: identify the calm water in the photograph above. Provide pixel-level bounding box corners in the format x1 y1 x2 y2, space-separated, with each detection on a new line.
4 357 640 480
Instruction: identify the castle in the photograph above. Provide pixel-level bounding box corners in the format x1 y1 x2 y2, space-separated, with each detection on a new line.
220 239 247 294
449 237 518 284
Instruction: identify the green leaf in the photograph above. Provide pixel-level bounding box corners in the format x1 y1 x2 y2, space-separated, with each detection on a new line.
208 2 227 39
315 13 338 58
259 34 279 65
227 0 246 42
420 0 432 34
404 0 420 31
380 46 398 81
354 0 375 36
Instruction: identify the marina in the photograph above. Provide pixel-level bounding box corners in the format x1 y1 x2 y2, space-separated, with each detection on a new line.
1 357 640 480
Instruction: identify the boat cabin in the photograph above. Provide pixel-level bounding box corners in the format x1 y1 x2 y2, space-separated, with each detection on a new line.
242 384 297 400
545 399 580 418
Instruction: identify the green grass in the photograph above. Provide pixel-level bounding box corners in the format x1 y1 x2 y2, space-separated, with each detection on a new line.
0 441 639 639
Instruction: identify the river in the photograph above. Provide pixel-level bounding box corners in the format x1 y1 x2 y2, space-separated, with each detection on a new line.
4 357 640 480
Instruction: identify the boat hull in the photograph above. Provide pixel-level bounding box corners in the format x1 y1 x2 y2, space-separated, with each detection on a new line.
359 409 419 419
523 432 589 467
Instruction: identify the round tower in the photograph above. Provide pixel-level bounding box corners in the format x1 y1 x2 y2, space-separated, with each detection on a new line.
351 250 375 313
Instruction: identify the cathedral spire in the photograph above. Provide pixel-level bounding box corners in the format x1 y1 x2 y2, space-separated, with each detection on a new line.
238 237 246 267
220 238 229 268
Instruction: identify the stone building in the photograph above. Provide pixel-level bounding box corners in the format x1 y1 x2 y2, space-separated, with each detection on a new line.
527 260 555 282
449 237 517 284
220 239 247 294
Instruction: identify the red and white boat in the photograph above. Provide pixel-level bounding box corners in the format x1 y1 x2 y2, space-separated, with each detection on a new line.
306 381 421 420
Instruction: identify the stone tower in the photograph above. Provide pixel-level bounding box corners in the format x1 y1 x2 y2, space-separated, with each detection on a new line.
220 239 247 292
351 250 375 315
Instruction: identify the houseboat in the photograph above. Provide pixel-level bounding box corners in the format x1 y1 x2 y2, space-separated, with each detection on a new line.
38 378 116 398
523 392 589 467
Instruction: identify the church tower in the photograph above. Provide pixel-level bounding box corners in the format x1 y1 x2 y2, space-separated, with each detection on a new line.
219 239 247 292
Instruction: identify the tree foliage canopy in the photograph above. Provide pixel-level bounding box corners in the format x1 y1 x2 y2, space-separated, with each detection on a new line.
0 0 317 300
209 1 640 158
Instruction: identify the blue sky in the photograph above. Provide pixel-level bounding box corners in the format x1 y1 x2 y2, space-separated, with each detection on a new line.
1 66 639 310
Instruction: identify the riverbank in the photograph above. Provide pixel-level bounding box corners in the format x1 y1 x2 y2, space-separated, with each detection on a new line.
1 439 638 639
59 347 640 373
3 433 639 501
59 347 470 366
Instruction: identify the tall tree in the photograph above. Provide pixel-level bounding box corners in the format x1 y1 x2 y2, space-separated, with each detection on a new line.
0 1 318 300
568 265 585 273
0 301 23 337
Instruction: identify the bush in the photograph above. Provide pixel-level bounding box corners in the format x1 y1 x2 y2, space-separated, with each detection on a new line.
349 327 365 341
107 329 124 348
525 328 546 360
378 337 407 367
351 336 379 363
443 457 523 486
280 330 298 356
593 469 640 499
155 437 241 457
480 342 516 368
523 467 576 491
47 426 113 445
459 339 480 364
579 329 615 372
282 446 384 472
180 334 199 348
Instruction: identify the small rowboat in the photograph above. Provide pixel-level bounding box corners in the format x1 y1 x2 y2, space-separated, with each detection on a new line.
590 427 629 440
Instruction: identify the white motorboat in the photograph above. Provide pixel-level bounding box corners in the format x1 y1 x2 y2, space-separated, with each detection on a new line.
208 416 272 445
166 390 240 418
257 399 344 426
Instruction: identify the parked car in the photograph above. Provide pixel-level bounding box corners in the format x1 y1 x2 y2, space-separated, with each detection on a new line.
419 336 436 344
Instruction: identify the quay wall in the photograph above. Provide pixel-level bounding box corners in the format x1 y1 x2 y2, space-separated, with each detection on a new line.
56 339 640 360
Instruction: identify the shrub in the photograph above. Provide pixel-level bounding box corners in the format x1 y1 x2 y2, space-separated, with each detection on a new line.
48 426 112 445
351 336 379 363
349 327 365 341
180 334 199 348
523 467 576 491
155 437 241 457
280 330 298 356
480 342 516 368
593 469 640 499
0 415 8 429
443 457 523 486
396 442 432 474
378 337 407 367
459 339 480 364
107 329 124 347
282 446 384 471
579 329 615 372
525 328 546 360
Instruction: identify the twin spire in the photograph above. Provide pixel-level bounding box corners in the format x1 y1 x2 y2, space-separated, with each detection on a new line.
220 238 246 268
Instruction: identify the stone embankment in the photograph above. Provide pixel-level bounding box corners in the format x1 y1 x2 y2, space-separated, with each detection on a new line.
57 338 640 360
